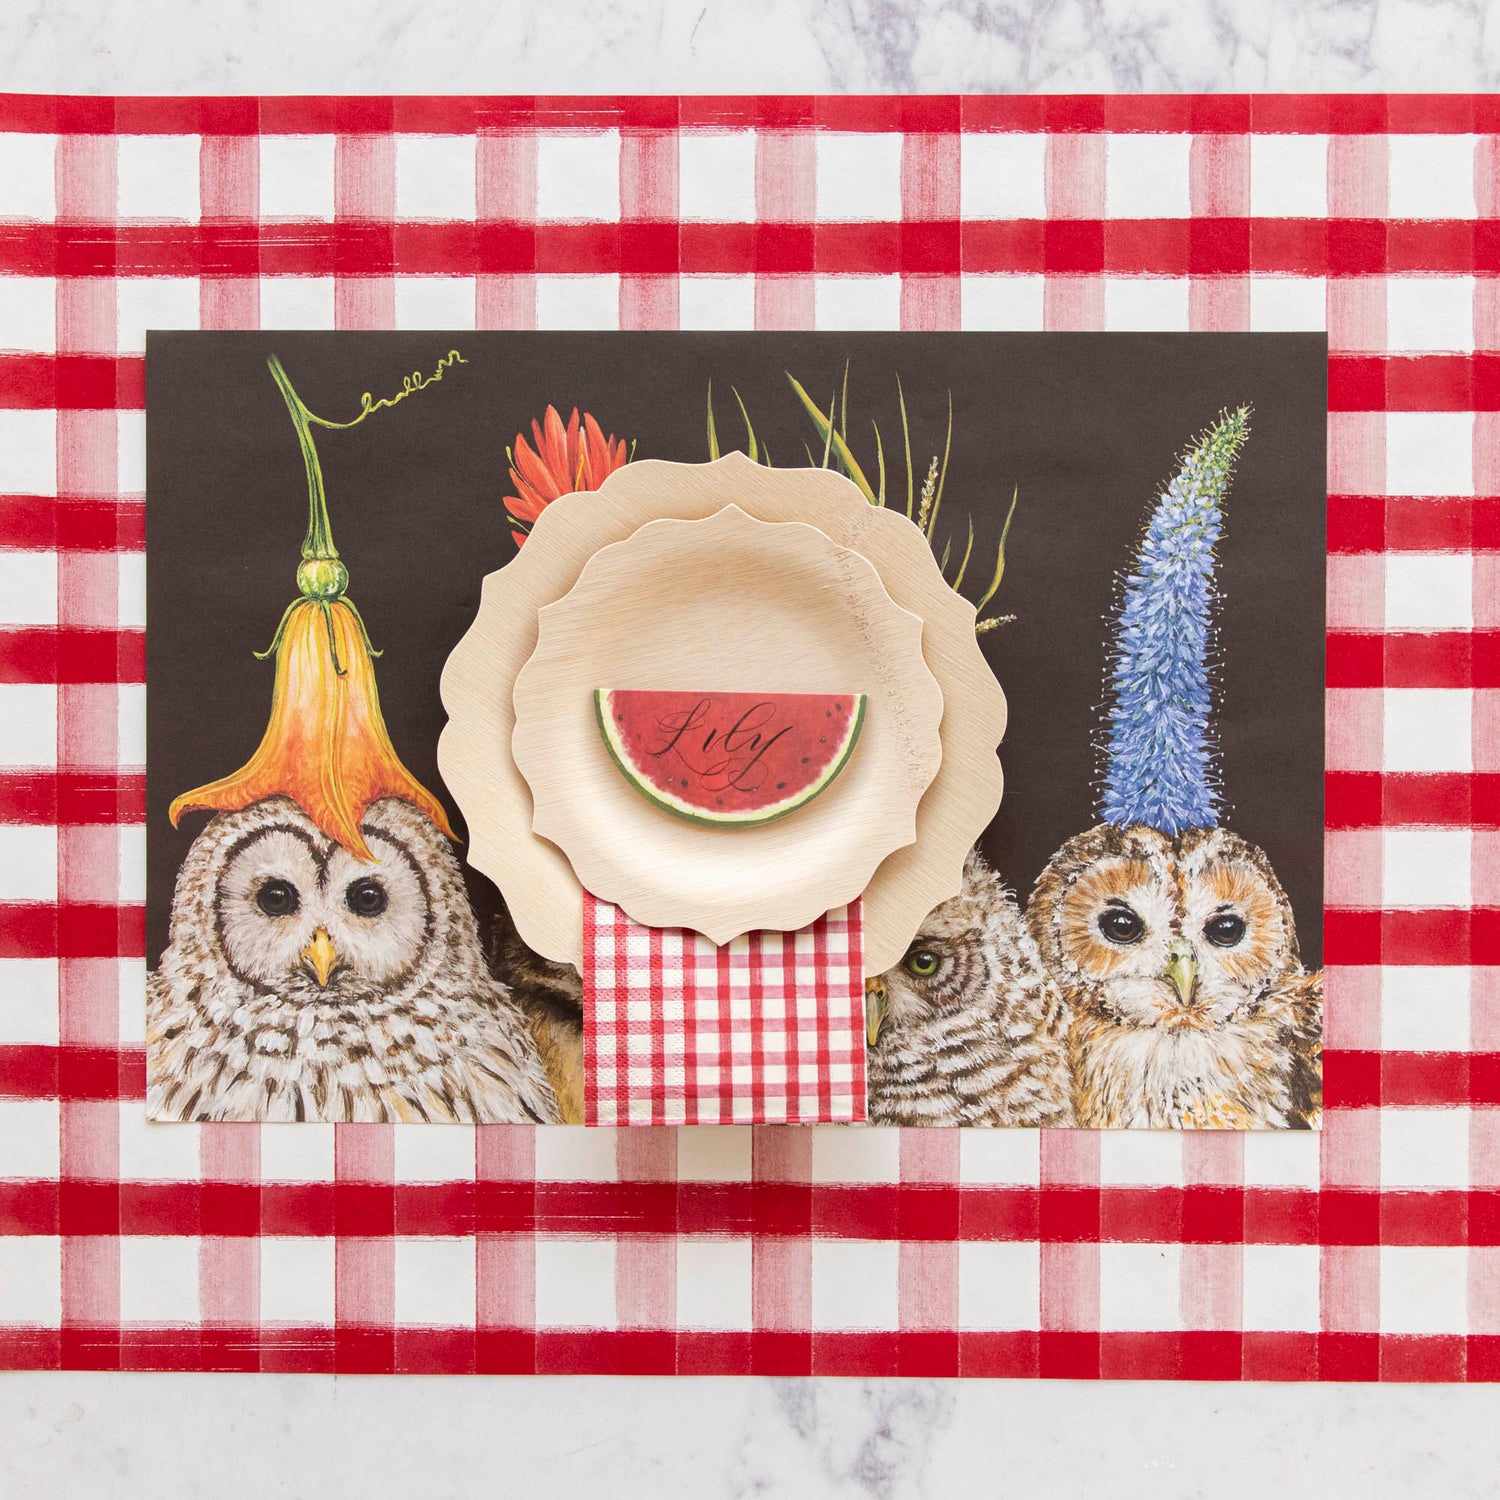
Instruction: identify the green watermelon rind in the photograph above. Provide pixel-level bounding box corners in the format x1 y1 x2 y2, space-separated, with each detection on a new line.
593 688 867 829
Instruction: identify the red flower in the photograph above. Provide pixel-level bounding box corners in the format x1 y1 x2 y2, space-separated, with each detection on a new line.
505 405 630 545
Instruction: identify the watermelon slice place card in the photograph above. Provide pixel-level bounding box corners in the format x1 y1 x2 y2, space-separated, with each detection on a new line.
592 689 868 829
146 330 1324 1131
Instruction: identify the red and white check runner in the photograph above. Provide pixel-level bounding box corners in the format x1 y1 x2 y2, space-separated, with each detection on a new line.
3 92 1498 1377
582 896 866 1126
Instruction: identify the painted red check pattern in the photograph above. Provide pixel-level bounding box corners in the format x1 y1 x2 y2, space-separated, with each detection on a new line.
0 92 1490 1378
582 896 865 1127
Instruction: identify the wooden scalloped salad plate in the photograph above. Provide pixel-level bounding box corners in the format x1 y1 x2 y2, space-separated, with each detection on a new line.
510 505 944 944
437 454 1007 976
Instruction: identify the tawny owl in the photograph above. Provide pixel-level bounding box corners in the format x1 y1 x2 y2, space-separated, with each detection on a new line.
1026 823 1322 1130
864 849 1073 1127
148 794 560 1124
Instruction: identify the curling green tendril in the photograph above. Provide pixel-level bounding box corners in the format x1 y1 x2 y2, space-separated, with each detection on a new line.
257 351 467 673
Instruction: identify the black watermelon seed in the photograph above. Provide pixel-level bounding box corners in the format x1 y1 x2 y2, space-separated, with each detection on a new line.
801 756 809 764
776 782 785 790
681 778 689 788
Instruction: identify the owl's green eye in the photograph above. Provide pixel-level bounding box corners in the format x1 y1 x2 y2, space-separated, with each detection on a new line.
903 948 942 978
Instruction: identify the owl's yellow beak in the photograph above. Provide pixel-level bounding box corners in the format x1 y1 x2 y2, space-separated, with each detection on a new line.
1161 939 1198 1007
865 976 889 1047
302 927 340 988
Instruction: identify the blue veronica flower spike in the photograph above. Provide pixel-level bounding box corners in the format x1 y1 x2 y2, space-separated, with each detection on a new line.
1100 406 1251 837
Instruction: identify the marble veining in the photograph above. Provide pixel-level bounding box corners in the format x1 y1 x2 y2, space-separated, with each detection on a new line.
4 0 1500 94
802 0 1500 93
6 1372 1500 1495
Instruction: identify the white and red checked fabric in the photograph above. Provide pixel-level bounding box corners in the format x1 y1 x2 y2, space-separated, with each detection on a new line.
582 895 866 1127
0 92 1497 1378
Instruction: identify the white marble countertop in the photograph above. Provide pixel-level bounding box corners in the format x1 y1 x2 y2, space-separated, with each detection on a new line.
6 1370 1500 1497
8 0 1500 95
4 0 1498 1494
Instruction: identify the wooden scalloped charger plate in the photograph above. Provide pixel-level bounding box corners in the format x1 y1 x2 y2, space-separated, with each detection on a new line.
438 453 1007 976
511 505 944 943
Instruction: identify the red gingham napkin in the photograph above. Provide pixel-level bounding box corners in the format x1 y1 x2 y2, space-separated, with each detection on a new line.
582 895 866 1126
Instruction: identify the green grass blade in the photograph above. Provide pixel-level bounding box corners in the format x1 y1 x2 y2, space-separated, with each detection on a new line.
706 380 720 461
872 420 886 507
897 374 913 520
939 535 952 576
996 482 1017 566
787 373 876 503
951 515 975 592
926 391 954 539
732 387 758 463
822 390 835 468
839 359 850 442
975 485 1019 613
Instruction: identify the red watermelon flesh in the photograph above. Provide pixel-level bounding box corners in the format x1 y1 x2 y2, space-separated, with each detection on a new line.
594 688 867 827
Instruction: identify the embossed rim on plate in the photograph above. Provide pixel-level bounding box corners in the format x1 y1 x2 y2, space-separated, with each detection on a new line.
510 505 944 943
438 452 1007 976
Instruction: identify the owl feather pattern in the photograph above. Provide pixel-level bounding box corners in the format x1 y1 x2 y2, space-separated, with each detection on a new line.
148 795 560 1124
866 850 1073 1127
489 901 587 1125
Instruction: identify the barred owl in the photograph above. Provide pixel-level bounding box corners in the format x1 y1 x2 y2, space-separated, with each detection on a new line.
865 850 1073 1127
1026 823 1322 1129
148 795 560 1124
490 902 587 1125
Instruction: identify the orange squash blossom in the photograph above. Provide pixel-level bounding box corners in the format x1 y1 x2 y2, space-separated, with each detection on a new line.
169 352 462 860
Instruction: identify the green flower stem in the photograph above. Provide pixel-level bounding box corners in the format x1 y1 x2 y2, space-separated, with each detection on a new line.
266 353 345 588
264 348 466 601
258 350 466 672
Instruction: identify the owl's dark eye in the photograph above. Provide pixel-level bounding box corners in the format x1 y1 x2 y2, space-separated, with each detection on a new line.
1204 911 1247 948
345 877 388 918
255 879 300 918
903 947 942 978
1097 903 1145 945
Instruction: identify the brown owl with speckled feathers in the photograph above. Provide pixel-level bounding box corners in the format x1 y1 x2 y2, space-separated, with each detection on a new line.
1025 408 1321 1128
1026 823 1321 1129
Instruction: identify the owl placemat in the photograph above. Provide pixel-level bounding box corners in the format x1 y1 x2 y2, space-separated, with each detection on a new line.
144 330 1325 1134
0 93 1485 1378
